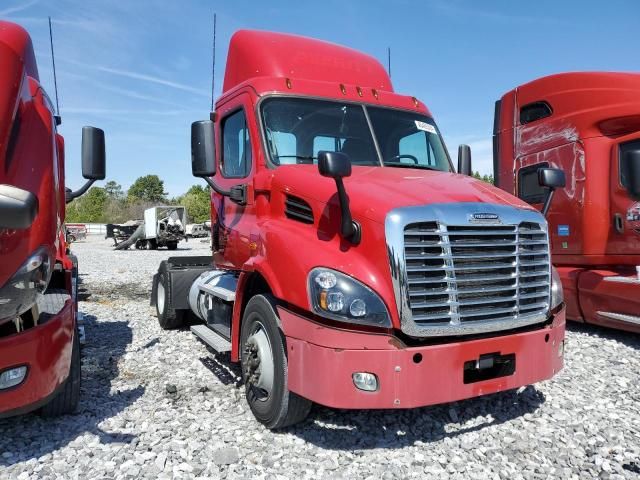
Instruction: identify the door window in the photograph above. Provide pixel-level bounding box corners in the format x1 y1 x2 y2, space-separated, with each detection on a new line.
221 109 252 178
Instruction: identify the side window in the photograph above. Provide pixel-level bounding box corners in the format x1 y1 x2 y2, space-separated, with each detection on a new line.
399 131 429 165
520 101 552 125
313 136 344 158
620 139 640 190
518 162 549 203
221 109 251 178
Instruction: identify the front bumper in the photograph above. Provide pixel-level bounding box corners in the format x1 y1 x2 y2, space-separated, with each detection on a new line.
0 299 74 417
280 307 565 409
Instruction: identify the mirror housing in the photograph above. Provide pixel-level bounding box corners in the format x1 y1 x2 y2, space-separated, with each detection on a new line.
0 185 38 229
318 151 351 179
81 126 106 180
317 151 360 244
623 149 640 200
457 144 472 176
191 120 216 178
66 126 107 203
537 167 566 216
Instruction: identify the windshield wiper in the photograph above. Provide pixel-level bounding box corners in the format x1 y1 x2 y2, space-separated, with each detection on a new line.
382 162 441 171
276 155 316 164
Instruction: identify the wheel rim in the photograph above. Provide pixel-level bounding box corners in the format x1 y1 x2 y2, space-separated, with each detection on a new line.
157 280 165 314
243 321 275 401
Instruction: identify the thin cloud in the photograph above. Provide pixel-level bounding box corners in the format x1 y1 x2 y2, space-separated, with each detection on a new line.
95 65 209 98
0 0 38 16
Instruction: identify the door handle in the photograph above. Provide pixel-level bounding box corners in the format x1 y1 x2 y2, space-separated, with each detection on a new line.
614 213 624 234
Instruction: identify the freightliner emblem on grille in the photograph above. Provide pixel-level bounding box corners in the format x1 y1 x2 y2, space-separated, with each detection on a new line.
468 213 501 224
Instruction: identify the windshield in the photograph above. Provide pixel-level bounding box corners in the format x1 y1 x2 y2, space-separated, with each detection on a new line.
261 97 451 171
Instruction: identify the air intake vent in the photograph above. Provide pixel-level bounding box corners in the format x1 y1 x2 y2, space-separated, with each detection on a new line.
285 195 314 224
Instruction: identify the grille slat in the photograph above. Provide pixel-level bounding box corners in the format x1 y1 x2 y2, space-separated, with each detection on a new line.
402 219 550 333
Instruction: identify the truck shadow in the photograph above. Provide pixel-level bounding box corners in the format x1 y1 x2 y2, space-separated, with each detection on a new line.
288 386 545 450
0 314 143 466
567 321 640 350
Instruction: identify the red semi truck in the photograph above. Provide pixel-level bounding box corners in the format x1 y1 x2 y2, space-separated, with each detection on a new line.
493 72 640 334
0 21 106 417
152 30 567 428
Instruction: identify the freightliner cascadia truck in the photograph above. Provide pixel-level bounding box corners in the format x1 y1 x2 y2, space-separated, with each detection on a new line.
152 30 567 428
0 21 106 417
493 72 640 334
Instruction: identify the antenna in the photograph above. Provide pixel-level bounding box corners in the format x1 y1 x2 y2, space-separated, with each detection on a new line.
387 47 391 79
211 13 217 112
48 17 60 118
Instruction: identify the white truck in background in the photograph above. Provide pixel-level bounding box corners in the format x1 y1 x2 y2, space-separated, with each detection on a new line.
185 223 209 238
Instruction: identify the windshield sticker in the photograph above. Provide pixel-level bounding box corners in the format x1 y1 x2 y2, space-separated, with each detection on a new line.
415 121 436 134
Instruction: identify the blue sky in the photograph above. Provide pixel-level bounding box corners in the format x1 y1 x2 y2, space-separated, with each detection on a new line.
4 0 639 196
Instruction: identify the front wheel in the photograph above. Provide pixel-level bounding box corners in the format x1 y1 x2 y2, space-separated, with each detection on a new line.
155 271 184 329
240 295 311 429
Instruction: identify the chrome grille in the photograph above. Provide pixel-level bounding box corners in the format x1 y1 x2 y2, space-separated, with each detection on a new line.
386 204 551 337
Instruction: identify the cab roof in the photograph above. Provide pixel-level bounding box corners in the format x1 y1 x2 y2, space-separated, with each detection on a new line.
222 30 393 94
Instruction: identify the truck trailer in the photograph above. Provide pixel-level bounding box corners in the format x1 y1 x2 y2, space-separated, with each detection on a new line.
0 21 106 417
493 72 640 333
152 30 566 428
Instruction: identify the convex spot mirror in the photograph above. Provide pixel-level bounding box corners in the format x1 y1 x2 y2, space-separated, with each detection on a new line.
0 185 38 229
457 144 472 176
538 168 566 190
191 120 216 178
318 151 351 178
81 126 106 180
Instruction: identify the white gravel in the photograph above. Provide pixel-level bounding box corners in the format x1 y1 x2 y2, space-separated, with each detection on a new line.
1 235 639 479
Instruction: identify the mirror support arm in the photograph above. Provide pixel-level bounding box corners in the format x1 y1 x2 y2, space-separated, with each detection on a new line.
202 177 230 197
541 188 555 217
65 179 96 204
334 177 361 244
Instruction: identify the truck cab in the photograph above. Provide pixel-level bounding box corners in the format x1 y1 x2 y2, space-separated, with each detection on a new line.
493 72 640 333
153 30 566 428
0 21 105 417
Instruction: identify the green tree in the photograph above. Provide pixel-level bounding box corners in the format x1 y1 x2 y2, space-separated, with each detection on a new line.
179 185 211 223
127 175 167 203
472 171 494 185
66 186 108 223
104 180 124 199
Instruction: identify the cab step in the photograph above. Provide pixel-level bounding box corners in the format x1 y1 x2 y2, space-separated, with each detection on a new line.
191 324 231 352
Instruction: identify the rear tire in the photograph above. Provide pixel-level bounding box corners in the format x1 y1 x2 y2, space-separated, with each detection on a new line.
240 294 311 429
167 242 178 250
40 327 81 417
155 271 185 329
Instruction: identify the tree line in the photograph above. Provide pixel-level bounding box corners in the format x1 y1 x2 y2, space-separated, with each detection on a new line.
65 175 211 224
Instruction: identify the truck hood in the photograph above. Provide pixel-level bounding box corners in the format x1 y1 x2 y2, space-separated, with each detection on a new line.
272 165 534 224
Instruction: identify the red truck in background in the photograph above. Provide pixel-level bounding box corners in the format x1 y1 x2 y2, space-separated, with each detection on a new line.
152 30 567 429
493 72 640 334
0 21 106 417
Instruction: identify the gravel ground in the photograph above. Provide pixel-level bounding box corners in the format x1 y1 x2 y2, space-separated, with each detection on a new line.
0 235 639 479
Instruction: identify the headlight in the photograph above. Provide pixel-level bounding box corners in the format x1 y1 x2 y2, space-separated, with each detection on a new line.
308 268 391 327
550 266 564 310
0 246 52 324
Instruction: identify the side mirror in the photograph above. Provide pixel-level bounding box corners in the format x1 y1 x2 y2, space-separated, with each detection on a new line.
318 150 351 179
66 126 106 203
317 151 360 244
81 126 106 180
538 167 566 216
457 144 472 176
191 120 216 177
623 149 640 200
0 185 38 229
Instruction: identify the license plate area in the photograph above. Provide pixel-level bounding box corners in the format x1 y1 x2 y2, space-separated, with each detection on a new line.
463 352 516 384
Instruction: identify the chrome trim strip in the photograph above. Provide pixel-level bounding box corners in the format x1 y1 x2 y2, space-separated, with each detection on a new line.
385 202 551 337
602 276 640 284
597 311 640 325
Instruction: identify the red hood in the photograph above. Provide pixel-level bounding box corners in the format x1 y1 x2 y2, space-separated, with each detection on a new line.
271 165 534 224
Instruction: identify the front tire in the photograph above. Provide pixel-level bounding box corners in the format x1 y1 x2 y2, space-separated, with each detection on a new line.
155 271 185 329
240 295 311 429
